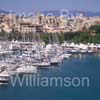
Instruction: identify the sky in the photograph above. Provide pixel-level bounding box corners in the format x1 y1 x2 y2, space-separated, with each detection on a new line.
0 0 100 13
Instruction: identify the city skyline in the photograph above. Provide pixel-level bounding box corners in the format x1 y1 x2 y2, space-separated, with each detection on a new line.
0 0 100 13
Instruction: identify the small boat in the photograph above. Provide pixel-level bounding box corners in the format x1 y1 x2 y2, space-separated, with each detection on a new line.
15 65 37 74
0 71 10 85
50 57 61 64
62 53 72 59
7 65 18 75
88 49 95 54
80 49 88 54
67 48 79 54
32 62 50 68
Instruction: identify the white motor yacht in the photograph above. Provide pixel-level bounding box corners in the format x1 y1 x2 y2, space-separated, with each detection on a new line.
50 57 61 64
80 49 88 54
62 53 72 59
15 65 37 74
32 62 50 68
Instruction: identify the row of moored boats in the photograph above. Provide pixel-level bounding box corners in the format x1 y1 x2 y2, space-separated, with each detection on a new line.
0 41 100 85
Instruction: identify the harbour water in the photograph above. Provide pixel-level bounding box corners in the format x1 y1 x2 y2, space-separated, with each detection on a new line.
0 54 100 100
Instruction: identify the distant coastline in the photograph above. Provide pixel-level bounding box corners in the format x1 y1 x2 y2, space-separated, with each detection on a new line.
1 9 100 17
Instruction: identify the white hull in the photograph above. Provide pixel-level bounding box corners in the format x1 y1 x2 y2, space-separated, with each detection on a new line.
33 62 50 67
80 50 88 53
62 54 72 59
50 57 61 64
15 66 37 74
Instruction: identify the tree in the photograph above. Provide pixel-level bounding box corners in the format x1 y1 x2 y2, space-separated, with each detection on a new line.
89 25 100 34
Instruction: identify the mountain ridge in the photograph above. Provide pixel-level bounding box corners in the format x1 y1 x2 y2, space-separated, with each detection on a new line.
0 9 100 17
41 10 100 17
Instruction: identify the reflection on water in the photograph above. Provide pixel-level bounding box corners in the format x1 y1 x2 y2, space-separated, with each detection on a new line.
72 54 87 59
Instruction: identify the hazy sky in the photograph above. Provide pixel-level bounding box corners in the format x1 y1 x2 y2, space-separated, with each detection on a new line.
0 0 100 12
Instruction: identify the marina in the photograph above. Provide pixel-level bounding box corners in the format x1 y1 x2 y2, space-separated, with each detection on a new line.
0 0 100 99
0 54 100 100
0 40 100 85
